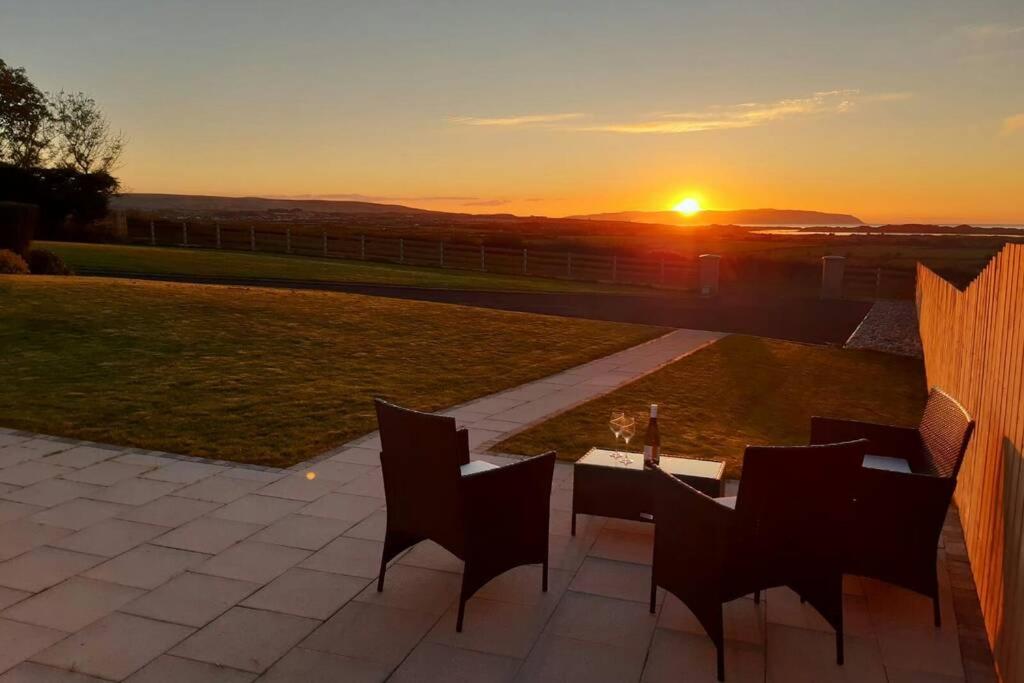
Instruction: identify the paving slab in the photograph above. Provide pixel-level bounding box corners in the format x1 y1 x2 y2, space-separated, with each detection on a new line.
0 547 105 593
169 606 319 674
120 572 259 628
125 655 256 683
1 577 144 632
240 567 367 620
30 612 193 681
82 544 208 590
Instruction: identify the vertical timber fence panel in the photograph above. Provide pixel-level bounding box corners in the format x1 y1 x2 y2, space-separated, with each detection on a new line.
917 243 1024 682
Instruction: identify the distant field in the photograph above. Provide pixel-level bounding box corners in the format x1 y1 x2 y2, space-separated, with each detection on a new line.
0 276 665 467
44 242 643 294
494 334 926 478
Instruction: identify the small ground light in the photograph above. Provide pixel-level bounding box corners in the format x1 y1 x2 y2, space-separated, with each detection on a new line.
306 471 317 480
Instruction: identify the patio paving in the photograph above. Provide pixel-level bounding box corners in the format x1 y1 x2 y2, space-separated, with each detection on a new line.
0 329 991 681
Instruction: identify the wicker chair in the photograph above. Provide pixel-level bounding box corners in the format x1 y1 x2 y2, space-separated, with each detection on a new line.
650 440 868 681
810 387 975 626
374 399 555 631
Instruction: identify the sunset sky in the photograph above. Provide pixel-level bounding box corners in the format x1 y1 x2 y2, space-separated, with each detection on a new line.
3 0 1022 223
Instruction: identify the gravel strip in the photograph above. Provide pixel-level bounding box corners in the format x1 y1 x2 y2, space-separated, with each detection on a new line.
845 300 922 358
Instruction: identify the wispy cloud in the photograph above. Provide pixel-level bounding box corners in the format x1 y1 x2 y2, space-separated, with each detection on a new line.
449 113 584 127
462 198 511 207
955 23 1024 59
1002 113 1024 135
576 90 866 134
273 193 479 202
448 90 907 136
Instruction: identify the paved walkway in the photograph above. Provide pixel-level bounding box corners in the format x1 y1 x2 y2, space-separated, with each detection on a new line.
0 330 977 682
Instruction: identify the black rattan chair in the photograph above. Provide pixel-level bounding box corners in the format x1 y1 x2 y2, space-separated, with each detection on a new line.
650 439 868 681
810 387 975 626
374 399 555 631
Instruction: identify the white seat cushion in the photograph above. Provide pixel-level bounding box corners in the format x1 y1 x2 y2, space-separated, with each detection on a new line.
460 460 500 476
862 455 913 474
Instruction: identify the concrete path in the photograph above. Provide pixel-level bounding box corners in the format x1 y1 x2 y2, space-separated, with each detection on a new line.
0 328 977 682
338 328 724 458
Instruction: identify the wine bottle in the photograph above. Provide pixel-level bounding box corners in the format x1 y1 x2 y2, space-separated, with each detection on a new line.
643 404 660 468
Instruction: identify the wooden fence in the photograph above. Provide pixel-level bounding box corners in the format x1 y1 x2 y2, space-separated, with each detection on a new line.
125 219 701 290
917 243 1024 682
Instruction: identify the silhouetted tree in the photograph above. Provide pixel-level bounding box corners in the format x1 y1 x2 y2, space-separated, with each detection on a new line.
49 91 124 173
0 60 123 239
0 58 52 167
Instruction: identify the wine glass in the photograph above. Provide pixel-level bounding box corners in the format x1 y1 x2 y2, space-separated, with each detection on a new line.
619 416 636 465
609 410 625 462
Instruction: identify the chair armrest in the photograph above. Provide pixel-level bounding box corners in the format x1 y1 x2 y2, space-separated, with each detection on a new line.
857 465 954 526
456 428 471 467
460 452 555 555
810 417 921 461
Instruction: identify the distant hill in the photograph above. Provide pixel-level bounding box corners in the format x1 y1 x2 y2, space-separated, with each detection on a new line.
567 208 864 226
112 193 437 215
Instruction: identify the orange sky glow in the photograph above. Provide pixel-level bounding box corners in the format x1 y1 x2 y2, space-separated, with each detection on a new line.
3 2 1022 224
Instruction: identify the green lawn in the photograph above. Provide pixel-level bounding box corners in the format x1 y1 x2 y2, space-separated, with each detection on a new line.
493 335 927 478
44 242 643 294
0 276 665 467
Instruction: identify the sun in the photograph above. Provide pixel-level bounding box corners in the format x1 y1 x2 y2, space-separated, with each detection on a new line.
673 198 701 216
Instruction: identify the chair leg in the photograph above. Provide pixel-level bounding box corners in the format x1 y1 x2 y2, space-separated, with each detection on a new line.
836 628 844 666
456 597 466 633
542 560 549 592
933 594 941 628
571 512 576 536
717 644 725 682
649 572 658 614
376 555 387 592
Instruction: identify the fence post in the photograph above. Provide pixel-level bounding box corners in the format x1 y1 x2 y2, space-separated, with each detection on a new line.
182 222 188 246
360 235 366 260
399 239 404 264
440 242 445 267
698 254 721 297
215 223 221 249
480 245 486 272
612 255 618 283
567 253 572 278
250 227 256 252
286 228 291 254
820 255 846 299
149 221 156 246
522 248 528 275
322 231 328 257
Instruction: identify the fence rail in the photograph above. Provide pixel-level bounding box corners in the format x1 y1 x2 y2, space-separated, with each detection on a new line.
917 243 1024 682
124 219 705 290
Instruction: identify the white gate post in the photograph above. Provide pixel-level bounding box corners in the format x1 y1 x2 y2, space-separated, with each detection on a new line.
698 254 721 297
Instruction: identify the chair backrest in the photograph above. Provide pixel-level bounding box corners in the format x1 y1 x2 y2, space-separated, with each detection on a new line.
374 399 466 549
733 439 868 582
917 388 975 479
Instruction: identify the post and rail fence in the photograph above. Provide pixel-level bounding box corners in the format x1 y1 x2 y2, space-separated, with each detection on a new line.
125 218 913 300
917 243 1024 682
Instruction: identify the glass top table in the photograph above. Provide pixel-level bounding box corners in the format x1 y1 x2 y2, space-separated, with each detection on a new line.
571 448 725 534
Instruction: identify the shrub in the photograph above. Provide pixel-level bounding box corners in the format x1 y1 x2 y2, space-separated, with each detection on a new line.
27 249 72 275
0 249 30 274
0 201 38 255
